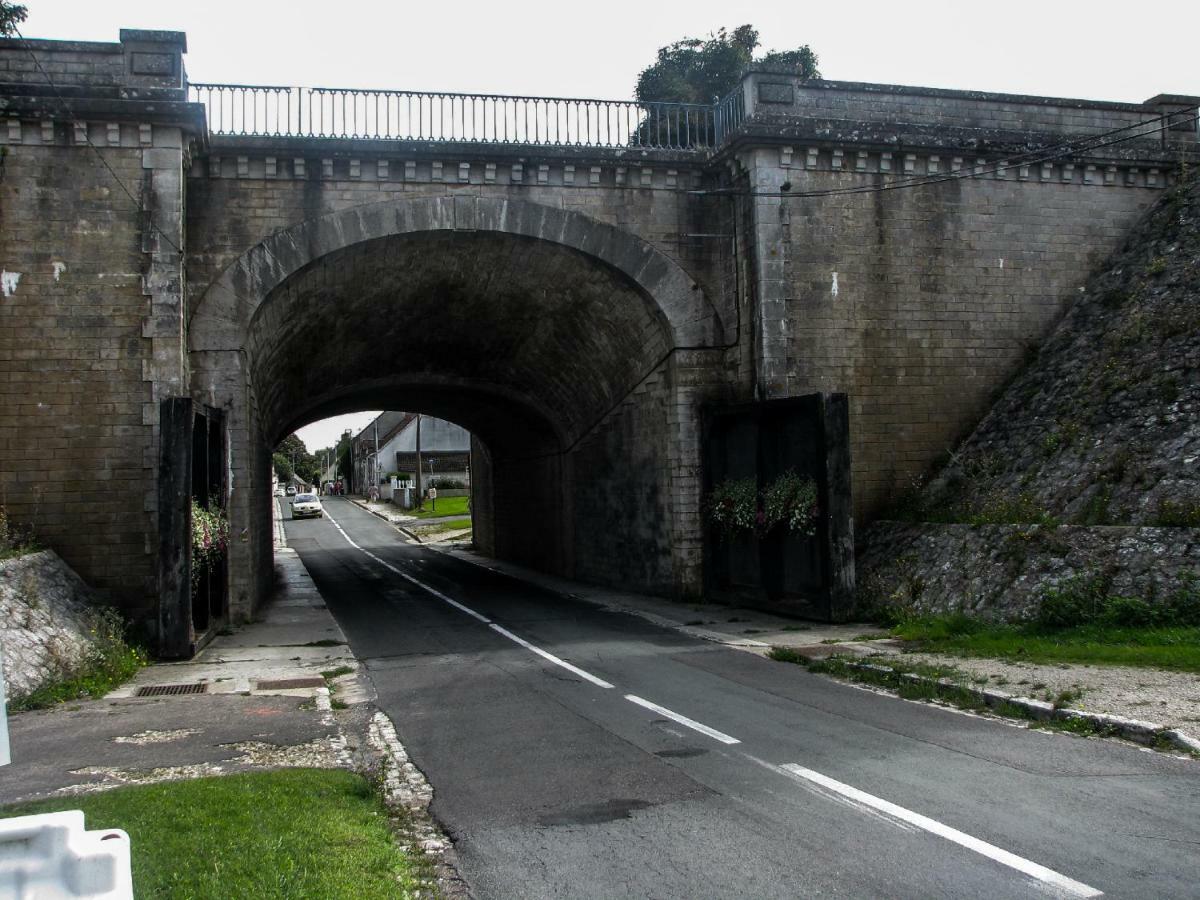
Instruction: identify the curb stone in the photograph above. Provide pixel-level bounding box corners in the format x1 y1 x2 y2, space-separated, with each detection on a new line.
801 653 1200 756
367 712 471 898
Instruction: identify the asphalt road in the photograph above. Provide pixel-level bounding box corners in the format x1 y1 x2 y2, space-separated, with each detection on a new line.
286 498 1200 899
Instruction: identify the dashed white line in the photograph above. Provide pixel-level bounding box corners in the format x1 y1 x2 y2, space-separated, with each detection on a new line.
777 763 1103 898
324 507 609 684
314 505 1106 898
490 625 614 689
625 695 741 745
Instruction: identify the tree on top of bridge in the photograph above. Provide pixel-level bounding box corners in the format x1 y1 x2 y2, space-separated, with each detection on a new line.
0 3 28 37
634 24 819 106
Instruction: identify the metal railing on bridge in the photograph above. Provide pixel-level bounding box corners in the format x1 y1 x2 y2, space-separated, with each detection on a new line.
189 83 718 151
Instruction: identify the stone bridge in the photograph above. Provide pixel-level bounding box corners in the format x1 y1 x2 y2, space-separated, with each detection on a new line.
1 29 1195 654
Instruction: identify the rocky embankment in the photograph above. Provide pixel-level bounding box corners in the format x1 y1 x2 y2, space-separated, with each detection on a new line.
860 172 1200 617
0 550 116 701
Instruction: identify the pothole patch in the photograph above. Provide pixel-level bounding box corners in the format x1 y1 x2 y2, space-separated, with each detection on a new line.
222 737 341 769
113 728 200 745
57 762 225 794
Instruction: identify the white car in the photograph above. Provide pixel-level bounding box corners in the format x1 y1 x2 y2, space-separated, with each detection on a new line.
291 493 323 519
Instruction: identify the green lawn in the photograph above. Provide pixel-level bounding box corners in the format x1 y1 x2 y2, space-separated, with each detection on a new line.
408 496 470 519
890 618 1200 672
1 769 429 898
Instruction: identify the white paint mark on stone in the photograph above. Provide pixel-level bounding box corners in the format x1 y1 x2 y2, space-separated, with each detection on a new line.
52 261 66 281
998 258 1004 270
830 271 839 298
1 270 21 297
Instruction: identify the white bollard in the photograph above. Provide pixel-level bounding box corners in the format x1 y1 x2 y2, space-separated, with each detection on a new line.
0 810 133 899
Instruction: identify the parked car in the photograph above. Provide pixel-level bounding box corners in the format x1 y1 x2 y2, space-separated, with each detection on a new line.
285 485 296 496
291 493 322 519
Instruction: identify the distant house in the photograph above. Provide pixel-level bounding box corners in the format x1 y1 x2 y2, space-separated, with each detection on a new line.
351 412 470 500
392 416 470 485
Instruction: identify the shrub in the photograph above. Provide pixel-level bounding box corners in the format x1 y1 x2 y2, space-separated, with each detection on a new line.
10 606 146 711
1153 497 1200 526
1034 572 1112 628
429 477 466 490
1034 570 1200 630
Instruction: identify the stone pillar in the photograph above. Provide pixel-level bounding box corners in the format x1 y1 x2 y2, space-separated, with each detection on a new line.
741 148 793 399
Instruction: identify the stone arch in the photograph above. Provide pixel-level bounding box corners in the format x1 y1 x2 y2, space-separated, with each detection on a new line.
188 195 722 354
187 196 722 623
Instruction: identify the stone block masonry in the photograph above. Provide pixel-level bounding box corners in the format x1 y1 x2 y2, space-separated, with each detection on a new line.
0 31 198 623
2 28 1196 650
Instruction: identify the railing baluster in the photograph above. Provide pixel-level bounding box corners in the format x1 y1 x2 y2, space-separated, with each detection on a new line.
189 82 725 151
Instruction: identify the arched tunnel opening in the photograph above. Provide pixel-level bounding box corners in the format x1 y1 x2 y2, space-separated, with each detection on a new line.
240 228 684 605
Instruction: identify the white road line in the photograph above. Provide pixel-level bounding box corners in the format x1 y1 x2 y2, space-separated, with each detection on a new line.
324 506 612 686
778 763 1103 899
625 695 741 745
490 625 614 689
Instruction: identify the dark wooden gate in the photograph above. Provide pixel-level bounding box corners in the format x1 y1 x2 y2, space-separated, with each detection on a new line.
703 393 854 621
158 398 228 658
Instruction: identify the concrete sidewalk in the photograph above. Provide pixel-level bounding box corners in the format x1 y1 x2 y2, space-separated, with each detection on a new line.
0 548 371 805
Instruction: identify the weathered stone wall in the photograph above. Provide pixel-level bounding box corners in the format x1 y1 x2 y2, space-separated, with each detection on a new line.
0 126 156 616
858 521 1200 621
917 172 1200 527
0 39 124 89
739 74 1180 137
0 550 111 700
0 32 194 630
183 152 719 321
738 145 1165 522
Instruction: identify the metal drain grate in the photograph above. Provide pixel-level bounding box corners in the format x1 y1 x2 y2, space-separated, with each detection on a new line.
255 677 325 690
134 683 208 697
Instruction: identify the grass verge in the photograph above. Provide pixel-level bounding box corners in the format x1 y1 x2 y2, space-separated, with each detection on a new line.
890 617 1200 672
768 649 1195 751
0 769 432 898
409 497 470 519
413 518 472 536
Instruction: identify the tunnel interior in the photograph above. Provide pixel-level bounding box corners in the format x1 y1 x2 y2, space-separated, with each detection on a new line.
243 229 680 584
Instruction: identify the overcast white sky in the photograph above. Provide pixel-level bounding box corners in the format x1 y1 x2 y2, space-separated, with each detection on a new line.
25 0 1199 103
21 1 1199 450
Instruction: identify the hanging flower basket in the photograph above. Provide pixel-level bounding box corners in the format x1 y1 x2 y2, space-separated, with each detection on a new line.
704 477 759 537
705 471 819 539
761 470 819 537
191 501 229 594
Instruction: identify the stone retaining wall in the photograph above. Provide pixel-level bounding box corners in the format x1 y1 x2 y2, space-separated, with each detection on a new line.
857 522 1200 620
0 550 109 700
